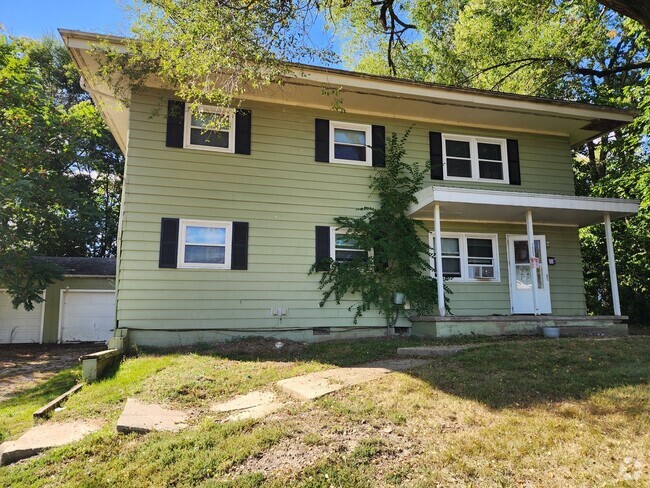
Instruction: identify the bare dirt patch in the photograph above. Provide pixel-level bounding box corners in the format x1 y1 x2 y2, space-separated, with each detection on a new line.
0 344 104 402
225 405 423 481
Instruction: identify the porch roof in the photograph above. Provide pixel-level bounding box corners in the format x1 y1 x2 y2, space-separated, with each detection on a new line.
407 186 639 227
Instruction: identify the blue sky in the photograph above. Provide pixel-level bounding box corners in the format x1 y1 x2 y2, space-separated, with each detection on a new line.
1 0 343 67
2 0 132 38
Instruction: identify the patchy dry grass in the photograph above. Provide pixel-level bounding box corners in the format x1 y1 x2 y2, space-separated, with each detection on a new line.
0 336 648 487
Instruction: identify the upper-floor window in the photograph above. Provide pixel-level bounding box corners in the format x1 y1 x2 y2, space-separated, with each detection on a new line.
184 104 235 153
178 219 233 269
330 121 372 166
430 232 500 282
443 134 509 183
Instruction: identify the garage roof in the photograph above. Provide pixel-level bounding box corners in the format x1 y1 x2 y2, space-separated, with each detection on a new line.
38 257 116 277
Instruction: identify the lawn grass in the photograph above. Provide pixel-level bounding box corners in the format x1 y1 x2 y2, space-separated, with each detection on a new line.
0 336 648 487
0 369 80 442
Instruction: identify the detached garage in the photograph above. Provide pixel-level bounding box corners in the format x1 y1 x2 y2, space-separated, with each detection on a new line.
0 293 44 344
59 290 115 342
0 257 116 344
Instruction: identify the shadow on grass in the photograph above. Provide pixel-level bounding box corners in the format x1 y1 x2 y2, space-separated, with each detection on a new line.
0 369 80 442
136 334 521 366
0 369 79 409
412 337 650 409
136 334 649 410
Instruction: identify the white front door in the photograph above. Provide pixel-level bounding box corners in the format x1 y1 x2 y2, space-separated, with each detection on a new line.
507 235 552 314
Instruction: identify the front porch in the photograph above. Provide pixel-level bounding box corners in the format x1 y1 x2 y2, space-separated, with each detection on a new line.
408 186 640 319
410 314 629 338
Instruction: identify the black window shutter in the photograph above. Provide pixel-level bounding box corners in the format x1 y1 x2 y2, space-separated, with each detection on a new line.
234 109 252 155
507 139 521 185
315 119 330 162
166 100 185 148
371 125 386 167
315 226 331 271
159 218 179 268
231 222 249 270
430 132 444 180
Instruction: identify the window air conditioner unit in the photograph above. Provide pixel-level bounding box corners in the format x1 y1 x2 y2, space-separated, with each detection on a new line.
473 266 494 279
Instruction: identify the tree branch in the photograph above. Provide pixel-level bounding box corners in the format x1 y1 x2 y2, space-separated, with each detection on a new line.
466 56 650 85
571 61 650 77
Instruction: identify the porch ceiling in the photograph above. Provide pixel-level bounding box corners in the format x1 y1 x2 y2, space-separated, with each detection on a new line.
408 186 640 227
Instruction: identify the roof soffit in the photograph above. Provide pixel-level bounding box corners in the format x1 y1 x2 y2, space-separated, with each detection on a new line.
59 29 637 149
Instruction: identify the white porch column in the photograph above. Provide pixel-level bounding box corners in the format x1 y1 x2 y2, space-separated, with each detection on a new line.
434 204 445 317
604 213 622 316
525 210 540 316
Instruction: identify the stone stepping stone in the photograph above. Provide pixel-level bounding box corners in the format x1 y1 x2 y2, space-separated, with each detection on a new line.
0 420 101 466
211 391 284 421
116 398 189 434
277 358 430 401
397 345 478 357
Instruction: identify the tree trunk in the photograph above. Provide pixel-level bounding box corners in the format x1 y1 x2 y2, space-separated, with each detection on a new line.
596 1 650 31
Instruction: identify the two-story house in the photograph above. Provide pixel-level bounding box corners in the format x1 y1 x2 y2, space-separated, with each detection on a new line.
61 29 639 347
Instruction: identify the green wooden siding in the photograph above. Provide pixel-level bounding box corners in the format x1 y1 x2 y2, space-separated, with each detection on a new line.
116 91 584 342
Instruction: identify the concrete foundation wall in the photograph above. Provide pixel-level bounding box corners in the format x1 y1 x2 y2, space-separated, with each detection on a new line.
411 316 627 338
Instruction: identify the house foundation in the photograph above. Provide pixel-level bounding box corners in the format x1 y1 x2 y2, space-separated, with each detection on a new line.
410 315 628 338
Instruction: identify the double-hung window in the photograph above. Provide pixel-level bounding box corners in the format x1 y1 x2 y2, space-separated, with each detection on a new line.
438 237 462 278
443 134 508 183
184 104 235 152
178 219 232 269
430 233 499 282
330 228 368 262
330 121 372 165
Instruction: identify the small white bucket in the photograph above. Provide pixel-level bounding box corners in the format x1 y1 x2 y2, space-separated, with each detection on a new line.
543 327 560 338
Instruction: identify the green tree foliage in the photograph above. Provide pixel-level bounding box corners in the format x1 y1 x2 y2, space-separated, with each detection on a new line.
0 34 124 310
101 0 337 116
310 131 450 324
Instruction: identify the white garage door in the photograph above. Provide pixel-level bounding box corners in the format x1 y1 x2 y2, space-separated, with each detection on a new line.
0 291 43 344
60 291 115 343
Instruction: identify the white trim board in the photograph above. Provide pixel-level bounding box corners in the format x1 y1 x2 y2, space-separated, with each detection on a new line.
417 217 579 228
408 186 640 227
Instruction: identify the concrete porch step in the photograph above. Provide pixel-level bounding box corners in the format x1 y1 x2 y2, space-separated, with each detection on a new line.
409 315 628 338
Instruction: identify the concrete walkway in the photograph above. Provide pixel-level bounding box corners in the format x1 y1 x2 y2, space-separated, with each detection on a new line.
277 358 430 400
211 391 284 421
116 398 189 434
0 421 101 466
1 357 430 465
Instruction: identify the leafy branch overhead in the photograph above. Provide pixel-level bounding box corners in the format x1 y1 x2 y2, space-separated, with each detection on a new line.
98 0 650 111
310 130 450 325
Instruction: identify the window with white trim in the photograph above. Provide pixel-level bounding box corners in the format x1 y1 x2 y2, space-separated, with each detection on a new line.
443 134 508 183
178 219 232 269
184 104 235 152
430 233 500 282
330 228 369 262
330 121 372 165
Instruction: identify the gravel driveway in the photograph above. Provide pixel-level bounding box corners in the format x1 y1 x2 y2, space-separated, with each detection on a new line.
0 344 104 402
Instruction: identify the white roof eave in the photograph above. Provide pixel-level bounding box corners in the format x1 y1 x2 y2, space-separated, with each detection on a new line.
408 186 640 228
